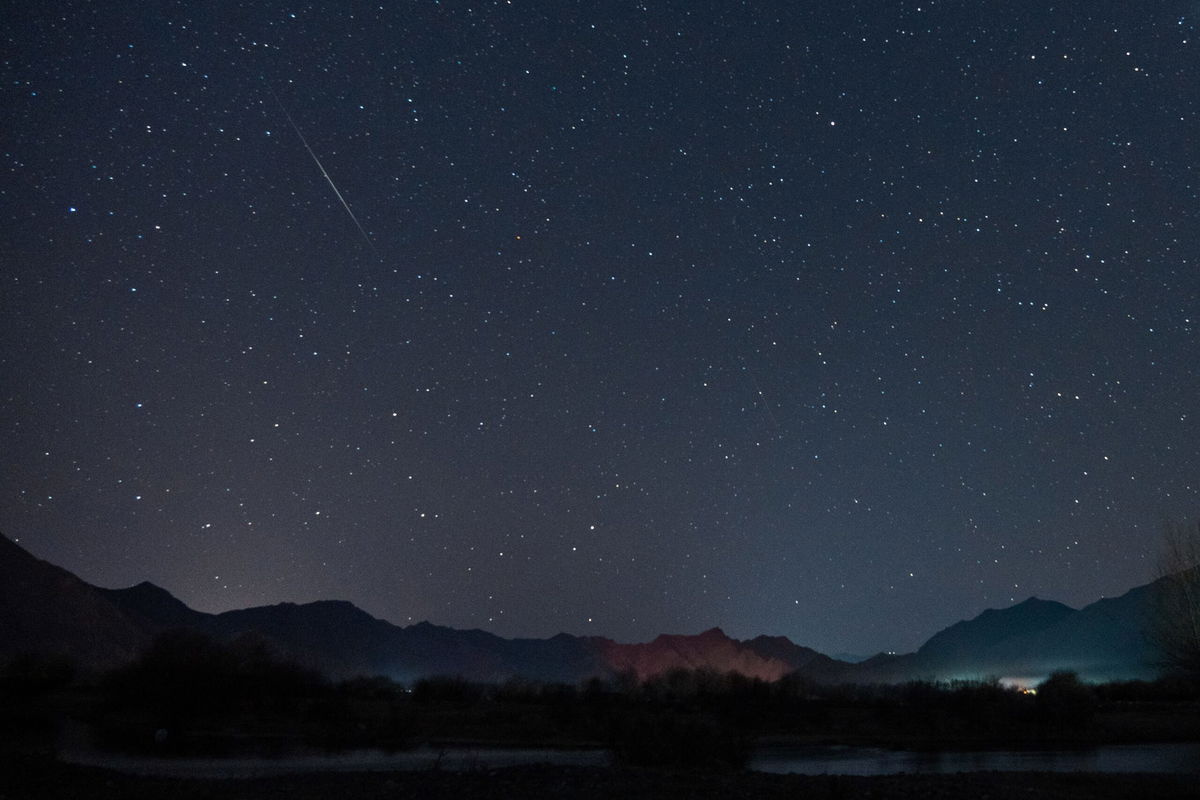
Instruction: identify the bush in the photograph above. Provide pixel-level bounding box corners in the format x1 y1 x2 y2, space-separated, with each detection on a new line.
1037 671 1096 727
102 629 327 725
411 676 484 705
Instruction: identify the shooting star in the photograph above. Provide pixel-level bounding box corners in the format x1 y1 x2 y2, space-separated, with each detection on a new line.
268 86 379 257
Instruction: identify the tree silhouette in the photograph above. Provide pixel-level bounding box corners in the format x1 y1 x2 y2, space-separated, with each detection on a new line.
1151 519 1200 677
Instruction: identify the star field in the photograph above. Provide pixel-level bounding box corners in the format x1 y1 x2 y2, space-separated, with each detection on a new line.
2 1 1197 655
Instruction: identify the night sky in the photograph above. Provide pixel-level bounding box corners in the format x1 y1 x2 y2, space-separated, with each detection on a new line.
3 1 1197 656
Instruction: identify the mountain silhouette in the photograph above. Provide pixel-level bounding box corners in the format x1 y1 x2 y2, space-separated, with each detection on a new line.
101 581 210 631
917 597 1077 664
0 532 1166 683
0 533 148 669
847 590 1160 683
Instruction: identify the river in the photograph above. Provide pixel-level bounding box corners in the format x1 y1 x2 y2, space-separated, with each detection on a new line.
61 742 1200 778
749 742 1200 775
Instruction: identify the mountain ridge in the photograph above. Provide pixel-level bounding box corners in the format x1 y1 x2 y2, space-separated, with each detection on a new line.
0 532 1165 683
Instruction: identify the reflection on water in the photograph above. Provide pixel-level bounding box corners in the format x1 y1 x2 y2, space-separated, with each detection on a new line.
62 746 610 779
61 740 1200 779
750 742 1200 776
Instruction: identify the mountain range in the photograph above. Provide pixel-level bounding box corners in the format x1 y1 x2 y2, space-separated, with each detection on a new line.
0 532 1165 684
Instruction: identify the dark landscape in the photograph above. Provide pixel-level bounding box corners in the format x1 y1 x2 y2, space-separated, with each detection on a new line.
3 533 1200 798
5 759 1200 800
0 533 1172 686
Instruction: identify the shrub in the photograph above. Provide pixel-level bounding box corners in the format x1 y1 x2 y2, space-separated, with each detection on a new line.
102 629 327 723
1036 671 1096 727
411 676 484 705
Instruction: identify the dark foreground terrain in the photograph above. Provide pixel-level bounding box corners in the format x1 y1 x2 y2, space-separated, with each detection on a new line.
5 635 1199 798
2 756 1197 800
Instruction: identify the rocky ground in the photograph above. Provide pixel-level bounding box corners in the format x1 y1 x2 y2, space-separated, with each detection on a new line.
2 757 1197 800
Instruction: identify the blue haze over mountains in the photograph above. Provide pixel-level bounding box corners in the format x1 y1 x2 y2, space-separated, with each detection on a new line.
1 534 1162 684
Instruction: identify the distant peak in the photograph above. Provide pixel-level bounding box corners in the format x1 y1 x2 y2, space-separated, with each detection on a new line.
408 620 444 632
751 634 794 645
1010 596 1075 612
306 598 358 609
972 596 1074 620
301 599 374 617
111 580 180 601
1015 596 1053 606
0 532 33 556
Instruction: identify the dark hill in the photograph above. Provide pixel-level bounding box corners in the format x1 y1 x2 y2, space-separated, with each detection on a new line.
593 627 835 682
100 581 209 631
979 582 1159 681
917 597 1076 663
0 533 148 669
847 592 1160 683
211 600 406 677
0 532 1171 683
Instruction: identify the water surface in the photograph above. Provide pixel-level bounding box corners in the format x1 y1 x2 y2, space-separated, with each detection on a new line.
750 742 1200 776
62 741 1200 778
63 746 609 779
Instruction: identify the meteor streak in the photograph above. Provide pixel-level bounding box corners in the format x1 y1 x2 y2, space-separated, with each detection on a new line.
268 87 378 257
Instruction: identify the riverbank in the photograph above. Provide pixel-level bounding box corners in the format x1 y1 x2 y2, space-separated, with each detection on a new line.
51 740 1200 780
4 756 1197 800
